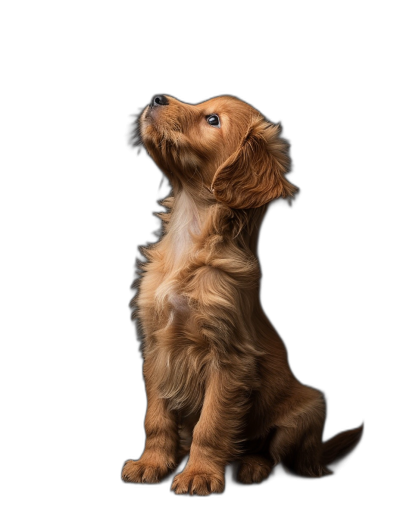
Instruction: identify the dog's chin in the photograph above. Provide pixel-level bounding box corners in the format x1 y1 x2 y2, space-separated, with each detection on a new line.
138 107 209 184
143 109 157 128
142 104 165 128
140 116 167 148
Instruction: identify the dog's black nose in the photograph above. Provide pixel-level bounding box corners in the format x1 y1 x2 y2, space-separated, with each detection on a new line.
151 94 169 107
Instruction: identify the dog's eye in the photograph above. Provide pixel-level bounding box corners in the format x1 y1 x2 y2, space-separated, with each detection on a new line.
206 114 220 128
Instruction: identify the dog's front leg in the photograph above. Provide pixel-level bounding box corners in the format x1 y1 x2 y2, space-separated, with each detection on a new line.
121 372 179 483
171 367 245 495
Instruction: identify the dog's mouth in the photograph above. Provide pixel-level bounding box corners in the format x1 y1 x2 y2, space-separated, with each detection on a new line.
144 103 160 121
145 94 193 131
140 105 185 148
141 104 155 126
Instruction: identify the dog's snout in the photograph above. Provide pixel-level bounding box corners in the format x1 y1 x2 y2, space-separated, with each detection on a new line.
151 94 169 107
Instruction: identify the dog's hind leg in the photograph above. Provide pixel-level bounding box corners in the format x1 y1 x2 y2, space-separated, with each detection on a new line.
269 388 332 478
237 453 274 484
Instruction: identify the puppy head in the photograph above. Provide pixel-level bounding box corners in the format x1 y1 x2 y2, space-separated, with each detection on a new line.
137 94 298 208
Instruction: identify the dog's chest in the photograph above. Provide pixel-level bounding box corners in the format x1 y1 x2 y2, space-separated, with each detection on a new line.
150 274 213 404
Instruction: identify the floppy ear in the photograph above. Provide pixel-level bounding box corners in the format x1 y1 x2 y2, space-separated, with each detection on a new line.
211 118 298 209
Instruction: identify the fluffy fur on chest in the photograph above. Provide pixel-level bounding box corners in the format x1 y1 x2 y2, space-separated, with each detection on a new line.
132 190 261 412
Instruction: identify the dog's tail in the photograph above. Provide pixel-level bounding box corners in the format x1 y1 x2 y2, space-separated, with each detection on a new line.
321 424 364 466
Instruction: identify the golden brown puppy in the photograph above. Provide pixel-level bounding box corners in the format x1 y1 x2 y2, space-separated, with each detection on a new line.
121 94 362 495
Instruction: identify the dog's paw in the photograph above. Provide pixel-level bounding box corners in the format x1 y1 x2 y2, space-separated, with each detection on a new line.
237 455 273 484
121 456 175 483
171 468 225 496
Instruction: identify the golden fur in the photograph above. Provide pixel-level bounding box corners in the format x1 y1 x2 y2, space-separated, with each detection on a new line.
121 95 362 495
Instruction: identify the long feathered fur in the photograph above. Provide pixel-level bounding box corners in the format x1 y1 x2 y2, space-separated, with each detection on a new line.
122 94 363 495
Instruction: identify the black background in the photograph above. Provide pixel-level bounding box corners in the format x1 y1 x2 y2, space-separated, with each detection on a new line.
59 15 390 527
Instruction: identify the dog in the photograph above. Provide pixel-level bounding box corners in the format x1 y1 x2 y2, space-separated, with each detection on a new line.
121 94 363 495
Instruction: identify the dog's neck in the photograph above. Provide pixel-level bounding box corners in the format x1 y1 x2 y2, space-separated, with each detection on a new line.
170 189 203 234
163 185 265 267
164 189 204 268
